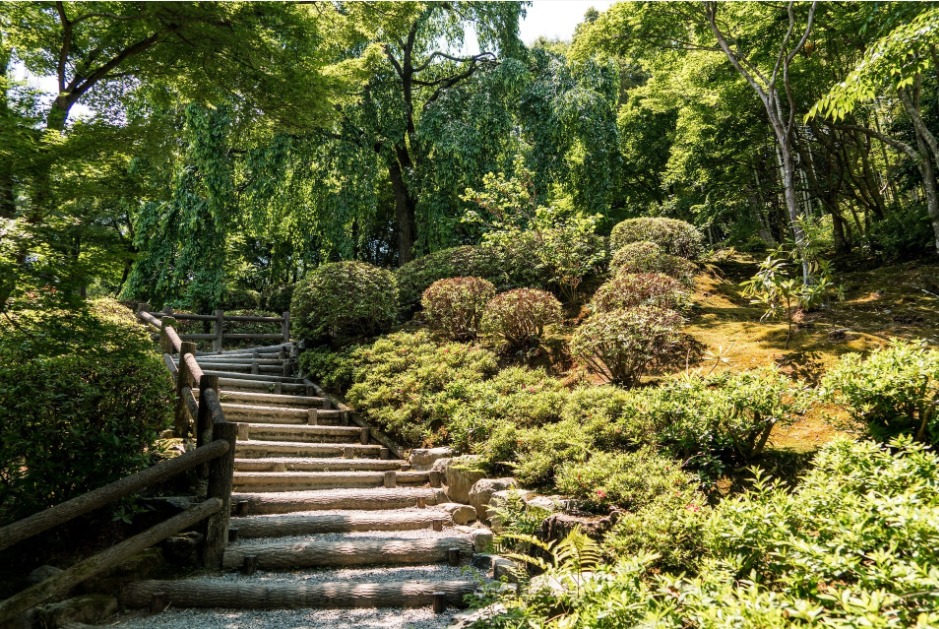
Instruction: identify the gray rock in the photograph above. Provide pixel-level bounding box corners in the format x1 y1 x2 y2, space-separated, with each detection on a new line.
437 502 477 525
469 477 517 523
445 457 486 504
430 456 452 477
472 529 494 553
448 604 508 629
409 447 453 470
36 594 118 628
471 553 494 570
492 556 520 582
27 565 64 585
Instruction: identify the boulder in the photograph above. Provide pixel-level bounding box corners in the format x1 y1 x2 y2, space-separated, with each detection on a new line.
469 478 517 523
409 447 453 470
430 456 452 477
35 594 118 628
437 502 477 525
472 529 494 553
540 512 615 542
445 457 486 504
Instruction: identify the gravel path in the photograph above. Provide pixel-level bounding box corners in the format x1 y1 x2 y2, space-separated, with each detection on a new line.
109 606 461 629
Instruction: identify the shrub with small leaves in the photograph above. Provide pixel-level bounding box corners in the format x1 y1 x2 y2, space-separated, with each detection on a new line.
291 261 398 346
481 288 563 352
821 339 939 443
590 272 691 313
610 241 698 285
570 306 684 386
609 217 704 259
421 277 496 341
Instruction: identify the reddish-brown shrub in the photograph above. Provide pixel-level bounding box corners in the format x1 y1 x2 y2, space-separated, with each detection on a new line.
591 273 691 313
422 277 497 341
610 241 698 286
482 288 563 352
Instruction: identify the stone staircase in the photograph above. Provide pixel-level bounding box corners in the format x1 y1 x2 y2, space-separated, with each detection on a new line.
120 344 490 624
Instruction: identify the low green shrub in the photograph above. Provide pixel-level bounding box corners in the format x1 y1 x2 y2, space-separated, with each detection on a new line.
609 217 704 260
609 241 697 285
480 418 597 487
570 306 685 386
481 288 563 353
291 261 398 346
474 438 939 628
590 272 691 313
422 277 496 341
221 287 262 310
556 449 697 513
261 283 295 313
821 339 939 443
0 299 173 522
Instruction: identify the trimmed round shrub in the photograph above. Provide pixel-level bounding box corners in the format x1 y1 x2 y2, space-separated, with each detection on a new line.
422 277 497 341
395 241 549 318
481 288 563 352
292 261 398 346
0 299 173 522
590 272 691 313
610 241 698 286
571 306 685 386
609 217 704 260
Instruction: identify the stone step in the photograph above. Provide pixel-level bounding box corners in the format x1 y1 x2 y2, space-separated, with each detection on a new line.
230 509 451 538
222 403 346 425
203 370 304 384
236 440 385 459
216 378 308 394
222 534 474 570
122 577 476 610
241 423 366 444
232 470 430 492
231 487 449 514
217 390 327 408
235 457 406 472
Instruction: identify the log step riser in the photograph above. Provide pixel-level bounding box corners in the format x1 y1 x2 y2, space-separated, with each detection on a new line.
230 512 451 538
222 537 473 569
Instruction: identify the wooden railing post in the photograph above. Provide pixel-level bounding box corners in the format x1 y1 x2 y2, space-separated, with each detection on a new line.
196 374 219 478
175 341 197 436
282 311 290 343
214 309 224 352
160 316 177 355
202 421 236 569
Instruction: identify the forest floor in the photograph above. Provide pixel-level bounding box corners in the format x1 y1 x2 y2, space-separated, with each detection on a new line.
687 250 939 455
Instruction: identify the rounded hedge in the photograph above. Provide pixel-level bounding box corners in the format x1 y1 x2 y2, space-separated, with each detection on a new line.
571 306 685 387
591 272 691 313
292 261 398 346
610 241 698 286
422 277 497 341
482 288 563 352
609 218 704 260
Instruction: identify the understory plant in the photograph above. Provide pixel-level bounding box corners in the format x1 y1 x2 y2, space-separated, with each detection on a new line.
590 272 691 313
481 288 563 353
609 240 698 285
609 216 704 259
422 277 496 341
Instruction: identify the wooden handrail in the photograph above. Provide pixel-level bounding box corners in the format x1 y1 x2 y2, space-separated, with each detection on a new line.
0 440 230 553
142 306 291 351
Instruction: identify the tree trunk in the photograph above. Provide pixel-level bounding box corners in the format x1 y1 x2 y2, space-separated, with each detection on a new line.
776 138 812 283
387 156 416 265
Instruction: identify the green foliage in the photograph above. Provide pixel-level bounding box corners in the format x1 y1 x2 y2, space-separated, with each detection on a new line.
0 299 173 522
609 217 704 260
868 204 936 260
481 288 563 353
421 277 496 342
821 340 939 443
291 261 398 346
570 306 685 386
609 241 698 286
556 449 697 513
474 439 939 628
590 272 691 313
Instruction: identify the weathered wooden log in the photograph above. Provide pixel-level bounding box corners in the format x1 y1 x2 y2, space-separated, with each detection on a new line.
214 309 224 352
235 440 384 459
202 423 236 569
223 333 285 341
183 353 204 384
122 578 477 609
242 423 363 443
0 443 228 552
433 591 447 613
231 487 449 515
222 535 473 569
203 370 304 384
162 353 178 376
234 458 404 472
231 470 428 492
230 510 451 538
218 391 324 407
0 499 222 622
281 311 290 343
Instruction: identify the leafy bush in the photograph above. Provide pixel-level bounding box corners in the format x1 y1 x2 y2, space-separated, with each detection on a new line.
609 217 704 259
609 241 697 285
480 419 597 487
291 261 398 346
556 449 697 513
481 289 563 352
221 287 262 310
261 283 295 313
0 299 173 522
474 439 939 628
821 339 939 443
868 203 936 260
421 277 496 341
590 272 691 313
570 306 685 386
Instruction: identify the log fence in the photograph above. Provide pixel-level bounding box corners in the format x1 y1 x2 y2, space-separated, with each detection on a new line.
0 308 239 623
147 306 290 351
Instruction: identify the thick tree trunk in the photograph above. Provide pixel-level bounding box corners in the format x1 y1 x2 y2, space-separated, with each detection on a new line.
388 157 417 265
